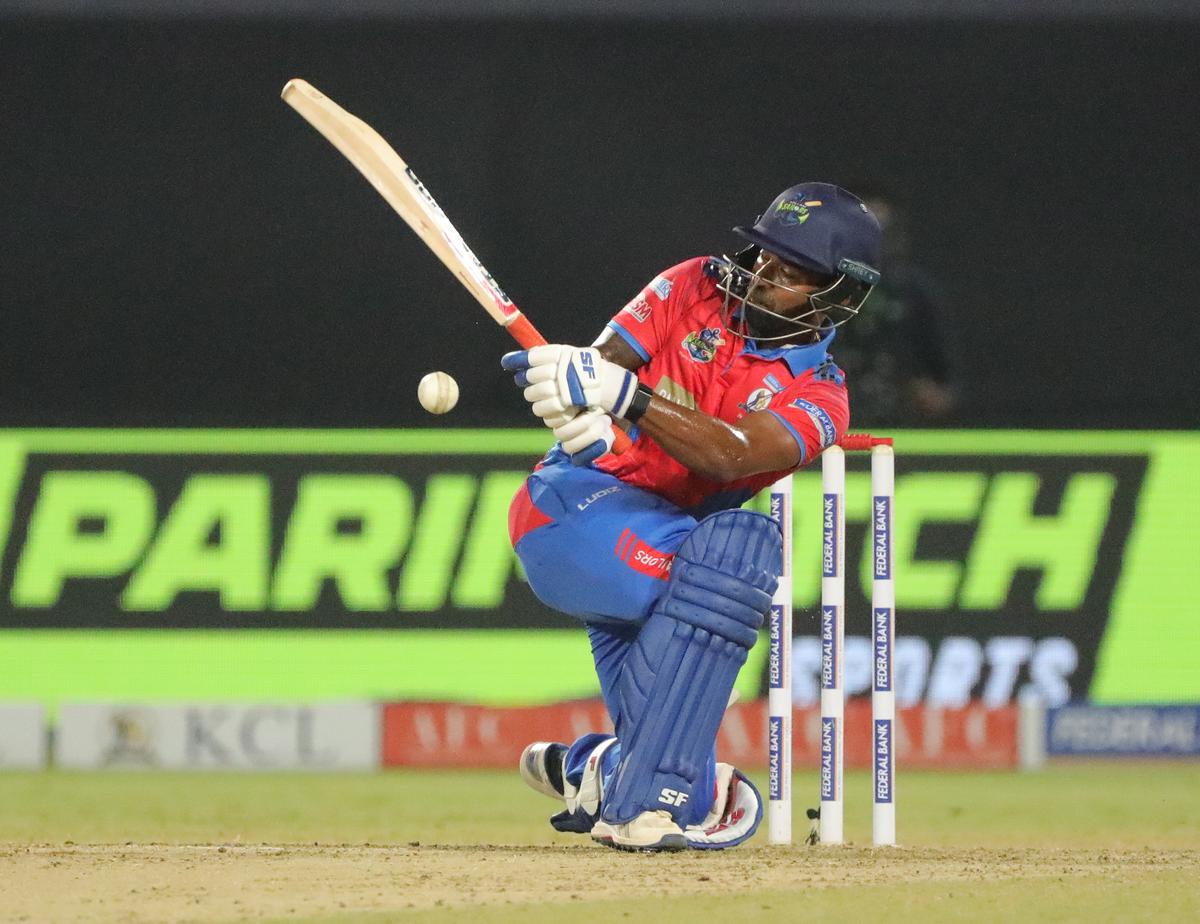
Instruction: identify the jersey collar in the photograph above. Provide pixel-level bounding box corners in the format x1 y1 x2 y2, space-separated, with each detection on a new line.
741 326 836 377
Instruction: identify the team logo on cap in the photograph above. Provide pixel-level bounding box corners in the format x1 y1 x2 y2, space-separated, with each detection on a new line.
776 198 824 226
682 327 726 363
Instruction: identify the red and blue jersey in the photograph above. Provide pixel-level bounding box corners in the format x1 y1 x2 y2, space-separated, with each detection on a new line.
596 256 849 516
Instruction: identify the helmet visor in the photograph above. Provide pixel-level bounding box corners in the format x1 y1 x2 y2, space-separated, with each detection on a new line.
808 273 875 329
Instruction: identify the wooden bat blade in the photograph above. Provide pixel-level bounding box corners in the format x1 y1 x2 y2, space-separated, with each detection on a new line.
282 78 519 327
282 78 632 455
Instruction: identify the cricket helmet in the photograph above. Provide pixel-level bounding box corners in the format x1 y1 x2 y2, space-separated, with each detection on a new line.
733 182 882 281
716 183 883 341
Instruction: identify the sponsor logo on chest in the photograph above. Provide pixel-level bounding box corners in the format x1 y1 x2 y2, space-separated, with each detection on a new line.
681 327 726 363
737 373 785 415
738 387 773 414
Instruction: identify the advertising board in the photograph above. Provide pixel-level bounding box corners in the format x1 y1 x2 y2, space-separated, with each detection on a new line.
0 430 1194 707
56 701 380 770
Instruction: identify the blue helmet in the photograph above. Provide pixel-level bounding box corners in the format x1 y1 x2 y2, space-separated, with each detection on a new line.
732 182 882 284
713 183 882 342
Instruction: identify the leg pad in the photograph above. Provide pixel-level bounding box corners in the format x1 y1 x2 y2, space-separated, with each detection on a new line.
600 508 781 825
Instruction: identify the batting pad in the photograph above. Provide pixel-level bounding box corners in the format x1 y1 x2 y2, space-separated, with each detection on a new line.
685 764 764 849
600 509 781 826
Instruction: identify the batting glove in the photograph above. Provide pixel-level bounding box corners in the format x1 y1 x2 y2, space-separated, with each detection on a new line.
501 345 639 420
551 406 615 466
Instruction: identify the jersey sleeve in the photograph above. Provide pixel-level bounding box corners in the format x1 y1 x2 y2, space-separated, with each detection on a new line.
604 258 702 364
764 373 850 468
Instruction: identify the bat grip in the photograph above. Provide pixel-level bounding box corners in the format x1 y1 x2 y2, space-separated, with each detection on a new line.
506 314 633 455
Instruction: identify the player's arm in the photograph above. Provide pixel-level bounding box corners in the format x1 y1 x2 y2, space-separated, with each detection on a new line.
633 401 798 482
591 328 799 479
592 326 647 372
502 344 826 476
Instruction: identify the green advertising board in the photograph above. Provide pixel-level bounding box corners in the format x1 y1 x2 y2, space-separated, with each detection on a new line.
0 429 1195 706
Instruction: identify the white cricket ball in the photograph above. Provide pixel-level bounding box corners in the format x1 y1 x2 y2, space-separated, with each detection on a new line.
417 371 459 415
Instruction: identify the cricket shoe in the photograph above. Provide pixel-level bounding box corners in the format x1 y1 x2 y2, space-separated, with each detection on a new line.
518 741 568 800
591 810 688 853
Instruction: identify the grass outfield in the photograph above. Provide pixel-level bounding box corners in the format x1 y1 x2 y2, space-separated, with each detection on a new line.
1 764 1197 923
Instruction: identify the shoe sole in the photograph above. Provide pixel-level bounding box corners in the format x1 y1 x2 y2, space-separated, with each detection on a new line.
592 833 689 853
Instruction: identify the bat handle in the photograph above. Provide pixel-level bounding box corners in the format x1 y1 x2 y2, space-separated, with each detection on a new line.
506 314 633 455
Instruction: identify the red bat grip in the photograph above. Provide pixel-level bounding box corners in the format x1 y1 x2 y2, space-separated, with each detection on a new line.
506 314 633 455
506 314 548 350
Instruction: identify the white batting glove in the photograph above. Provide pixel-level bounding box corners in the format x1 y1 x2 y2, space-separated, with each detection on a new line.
503 348 574 429
551 406 615 466
540 410 575 431
517 345 639 420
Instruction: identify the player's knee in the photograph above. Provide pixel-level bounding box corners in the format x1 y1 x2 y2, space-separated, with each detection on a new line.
659 509 782 649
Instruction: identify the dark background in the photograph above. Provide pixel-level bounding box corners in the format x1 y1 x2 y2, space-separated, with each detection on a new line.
2 8 1197 429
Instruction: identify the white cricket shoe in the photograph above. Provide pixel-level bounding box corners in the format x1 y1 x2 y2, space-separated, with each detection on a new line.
591 810 688 853
518 741 568 800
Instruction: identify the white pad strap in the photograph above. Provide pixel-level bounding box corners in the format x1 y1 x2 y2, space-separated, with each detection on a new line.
564 737 619 820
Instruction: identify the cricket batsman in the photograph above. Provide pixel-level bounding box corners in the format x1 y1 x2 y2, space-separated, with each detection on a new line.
502 183 881 851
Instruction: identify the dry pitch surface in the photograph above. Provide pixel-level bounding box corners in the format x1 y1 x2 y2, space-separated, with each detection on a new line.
1 765 1198 923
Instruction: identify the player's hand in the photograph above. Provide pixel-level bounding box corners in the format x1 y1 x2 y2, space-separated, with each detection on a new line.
501 345 638 419
529 403 612 464
502 348 570 429
551 406 614 466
